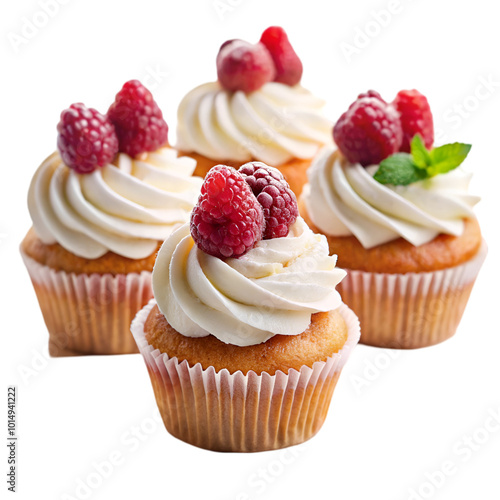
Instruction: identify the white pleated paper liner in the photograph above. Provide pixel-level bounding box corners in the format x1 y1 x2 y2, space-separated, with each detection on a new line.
21 250 153 356
131 299 361 452
336 240 487 349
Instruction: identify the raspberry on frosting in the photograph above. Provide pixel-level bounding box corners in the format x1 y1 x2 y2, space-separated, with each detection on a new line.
56 103 119 174
107 80 169 158
216 40 276 93
239 162 298 239
393 89 434 152
216 27 304 93
333 88 435 164
190 165 264 259
259 26 303 86
357 89 385 102
333 94 403 166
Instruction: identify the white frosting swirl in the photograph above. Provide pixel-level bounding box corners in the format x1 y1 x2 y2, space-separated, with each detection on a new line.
28 148 203 259
152 218 346 346
176 82 332 165
302 146 480 248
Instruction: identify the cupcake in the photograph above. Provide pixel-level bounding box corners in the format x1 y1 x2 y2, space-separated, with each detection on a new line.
20 80 202 356
176 26 332 197
131 162 360 452
300 89 486 349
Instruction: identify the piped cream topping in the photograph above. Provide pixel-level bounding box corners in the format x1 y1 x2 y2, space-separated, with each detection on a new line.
176 82 332 165
28 148 203 259
152 218 346 346
302 146 480 248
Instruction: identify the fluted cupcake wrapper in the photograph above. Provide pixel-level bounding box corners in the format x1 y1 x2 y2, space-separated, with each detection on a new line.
21 251 153 356
337 241 487 349
131 299 360 452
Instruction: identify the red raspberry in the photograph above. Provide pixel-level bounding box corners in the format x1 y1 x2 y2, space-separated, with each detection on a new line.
333 96 403 166
239 162 298 239
259 26 303 86
190 165 264 259
357 89 385 102
393 89 434 152
56 103 118 174
107 80 169 158
217 40 276 93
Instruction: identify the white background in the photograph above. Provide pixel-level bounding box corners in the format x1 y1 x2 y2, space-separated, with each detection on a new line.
2 0 500 499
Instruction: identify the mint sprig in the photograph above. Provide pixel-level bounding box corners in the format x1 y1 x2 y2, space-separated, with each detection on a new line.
372 154 428 185
373 135 471 186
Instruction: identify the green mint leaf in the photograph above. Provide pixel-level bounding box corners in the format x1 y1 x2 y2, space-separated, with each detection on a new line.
428 142 472 176
373 136 471 186
410 134 431 169
374 154 428 186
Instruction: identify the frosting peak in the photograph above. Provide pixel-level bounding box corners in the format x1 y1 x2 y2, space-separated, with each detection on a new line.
28 148 203 259
176 82 332 165
302 147 480 248
152 218 346 346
